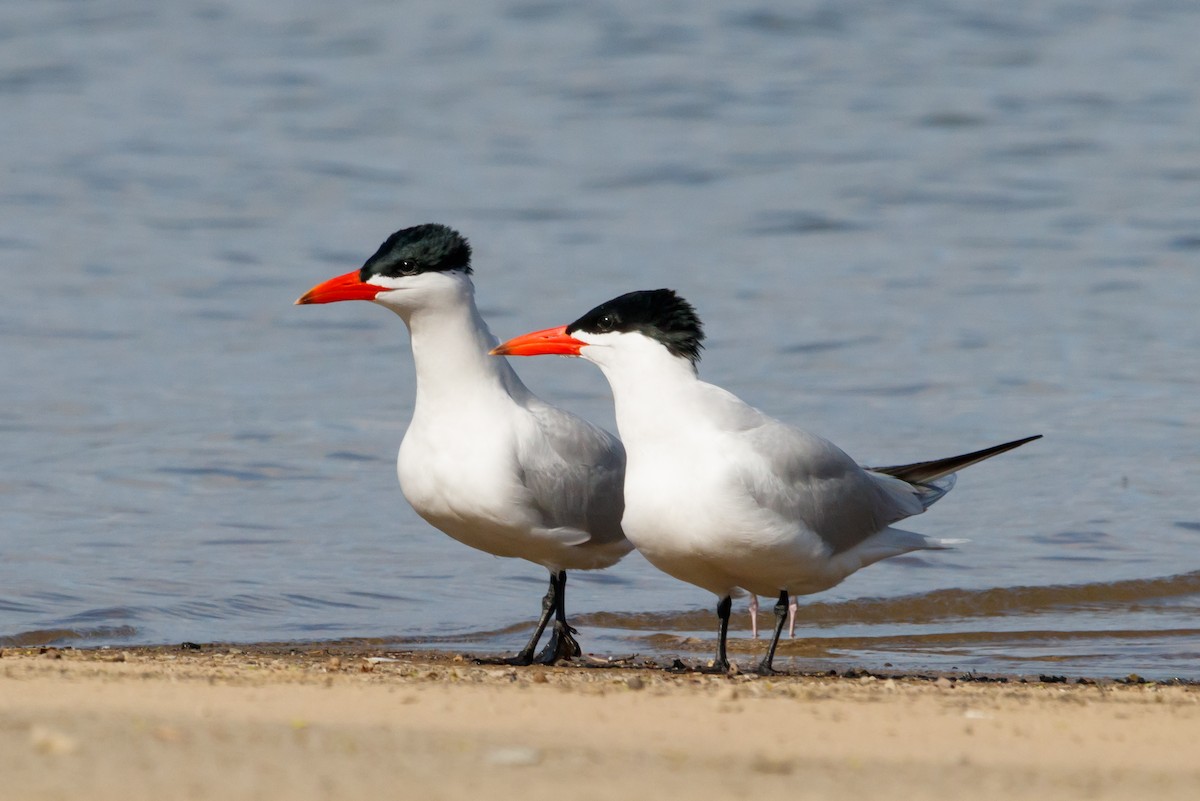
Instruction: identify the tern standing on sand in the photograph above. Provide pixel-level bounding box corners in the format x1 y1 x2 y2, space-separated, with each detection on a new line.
494 288 1039 673
297 225 630 664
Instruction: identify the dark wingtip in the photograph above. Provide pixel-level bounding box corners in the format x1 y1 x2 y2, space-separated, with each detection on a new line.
869 434 1042 484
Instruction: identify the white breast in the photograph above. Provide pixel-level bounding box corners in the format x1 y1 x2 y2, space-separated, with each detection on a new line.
397 401 532 556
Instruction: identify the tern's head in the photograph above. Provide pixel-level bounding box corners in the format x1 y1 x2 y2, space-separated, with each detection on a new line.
295 223 473 312
492 289 705 369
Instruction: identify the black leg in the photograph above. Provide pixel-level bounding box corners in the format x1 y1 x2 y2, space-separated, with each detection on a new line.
475 572 557 666
701 595 733 674
756 590 789 675
534 570 582 664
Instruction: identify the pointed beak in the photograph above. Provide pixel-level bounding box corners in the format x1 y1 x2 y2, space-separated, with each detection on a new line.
490 325 585 357
295 271 384 305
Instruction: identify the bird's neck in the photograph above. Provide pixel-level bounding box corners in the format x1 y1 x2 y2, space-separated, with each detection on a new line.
395 290 529 412
593 350 704 444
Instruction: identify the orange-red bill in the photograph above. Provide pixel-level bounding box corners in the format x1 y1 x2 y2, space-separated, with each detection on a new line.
490 325 585 357
295 271 384 305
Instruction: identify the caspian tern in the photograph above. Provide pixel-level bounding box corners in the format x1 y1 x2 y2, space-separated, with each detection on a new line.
296 224 630 664
493 288 1040 674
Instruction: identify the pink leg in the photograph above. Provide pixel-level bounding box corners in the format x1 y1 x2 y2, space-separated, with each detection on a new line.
748 594 759 639
788 597 798 637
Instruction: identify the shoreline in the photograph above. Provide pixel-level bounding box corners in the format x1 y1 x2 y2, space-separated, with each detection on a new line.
4 642 1185 685
3 644 1199 800
7 638 1188 685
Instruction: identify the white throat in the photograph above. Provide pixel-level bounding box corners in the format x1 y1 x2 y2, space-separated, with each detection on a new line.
380 275 530 414
580 333 701 444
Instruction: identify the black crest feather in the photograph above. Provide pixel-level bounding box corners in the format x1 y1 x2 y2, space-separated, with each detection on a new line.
567 289 705 364
360 223 472 280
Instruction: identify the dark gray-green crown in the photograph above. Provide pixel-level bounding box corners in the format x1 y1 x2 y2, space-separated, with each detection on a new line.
360 223 472 280
567 289 705 364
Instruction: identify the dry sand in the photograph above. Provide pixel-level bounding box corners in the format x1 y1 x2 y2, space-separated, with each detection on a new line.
1 644 1197 801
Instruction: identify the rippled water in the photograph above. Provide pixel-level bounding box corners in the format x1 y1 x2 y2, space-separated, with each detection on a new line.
3 1 1199 679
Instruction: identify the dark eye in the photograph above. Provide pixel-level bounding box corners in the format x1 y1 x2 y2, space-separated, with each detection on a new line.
596 313 617 332
398 260 418 275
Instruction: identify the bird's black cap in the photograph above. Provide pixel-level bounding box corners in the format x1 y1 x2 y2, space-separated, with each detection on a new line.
360 224 472 281
566 289 705 365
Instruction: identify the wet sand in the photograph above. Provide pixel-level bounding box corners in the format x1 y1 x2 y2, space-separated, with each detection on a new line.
2 644 1197 801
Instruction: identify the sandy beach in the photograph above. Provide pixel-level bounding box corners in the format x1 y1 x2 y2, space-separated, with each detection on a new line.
1 644 1197 800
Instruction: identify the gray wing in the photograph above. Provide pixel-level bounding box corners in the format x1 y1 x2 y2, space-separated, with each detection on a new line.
744 419 919 554
515 399 627 549
697 384 919 555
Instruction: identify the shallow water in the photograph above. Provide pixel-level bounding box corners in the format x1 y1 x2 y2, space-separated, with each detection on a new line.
2 1 1199 679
